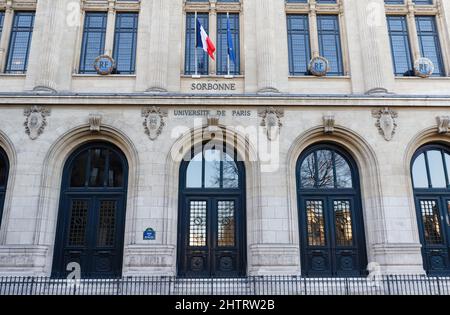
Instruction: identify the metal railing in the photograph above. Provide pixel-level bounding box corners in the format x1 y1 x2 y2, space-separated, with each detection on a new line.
0 275 449 295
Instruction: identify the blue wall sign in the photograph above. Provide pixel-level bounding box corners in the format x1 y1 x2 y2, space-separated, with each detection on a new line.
309 56 329 77
94 55 115 75
414 57 434 78
143 228 156 241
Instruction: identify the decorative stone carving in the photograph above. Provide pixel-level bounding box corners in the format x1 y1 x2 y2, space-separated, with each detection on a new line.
258 107 284 141
142 106 168 140
89 113 102 132
323 114 335 134
24 106 51 140
437 116 450 134
207 115 220 127
372 107 398 141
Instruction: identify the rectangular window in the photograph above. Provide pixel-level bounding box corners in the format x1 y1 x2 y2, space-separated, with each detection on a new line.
416 16 444 76
0 11 4 39
5 12 35 74
387 15 413 76
287 14 310 76
217 13 240 75
317 15 343 76
79 12 107 74
185 13 209 75
113 12 138 74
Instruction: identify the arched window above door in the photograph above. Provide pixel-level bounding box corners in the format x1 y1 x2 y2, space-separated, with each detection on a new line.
185 148 240 189
299 147 353 189
412 146 450 189
0 146 9 228
68 145 126 188
0 148 8 188
296 143 367 277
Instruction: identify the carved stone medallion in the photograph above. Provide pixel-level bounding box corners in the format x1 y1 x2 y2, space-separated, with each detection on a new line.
24 106 51 140
372 108 398 141
258 107 284 141
142 106 168 140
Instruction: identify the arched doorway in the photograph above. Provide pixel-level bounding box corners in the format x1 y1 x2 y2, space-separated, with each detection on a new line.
177 142 246 277
0 147 9 228
296 143 367 277
52 142 128 278
411 144 450 275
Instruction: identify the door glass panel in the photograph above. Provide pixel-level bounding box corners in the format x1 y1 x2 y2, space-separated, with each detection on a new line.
89 149 107 187
335 153 352 188
334 200 353 246
412 153 429 188
0 154 6 187
68 200 88 246
445 153 450 186
97 200 116 247
306 200 326 246
186 152 202 188
223 153 239 189
420 200 443 244
447 201 450 226
427 150 446 188
217 201 235 247
316 150 334 188
108 153 124 187
300 153 316 188
70 151 88 187
204 149 221 188
189 201 207 247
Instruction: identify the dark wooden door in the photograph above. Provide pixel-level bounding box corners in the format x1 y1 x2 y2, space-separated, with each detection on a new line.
415 196 450 274
299 194 366 277
178 195 244 277
54 194 125 278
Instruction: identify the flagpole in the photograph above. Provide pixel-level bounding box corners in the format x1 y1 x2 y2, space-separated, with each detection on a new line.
227 12 230 77
194 11 198 77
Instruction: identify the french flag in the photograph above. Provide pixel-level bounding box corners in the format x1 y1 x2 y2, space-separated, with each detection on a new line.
196 18 216 60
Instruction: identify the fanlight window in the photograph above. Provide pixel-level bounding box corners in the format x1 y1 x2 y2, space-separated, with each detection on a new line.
69 147 124 188
186 148 239 189
412 148 450 189
0 151 7 188
299 149 353 189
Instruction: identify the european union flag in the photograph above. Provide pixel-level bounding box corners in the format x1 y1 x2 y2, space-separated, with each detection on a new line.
227 16 236 64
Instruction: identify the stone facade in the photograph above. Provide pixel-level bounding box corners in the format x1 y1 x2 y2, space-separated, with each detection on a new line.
0 0 450 277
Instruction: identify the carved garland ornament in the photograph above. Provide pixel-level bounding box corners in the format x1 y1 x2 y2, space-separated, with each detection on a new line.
24 106 51 140
372 107 398 141
142 106 168 140
258 107 284 141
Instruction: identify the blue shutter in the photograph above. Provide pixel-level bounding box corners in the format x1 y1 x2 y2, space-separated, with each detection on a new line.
5 12 35 74
0 12 4 40
113 12 138 74
317 15 343 76
217 13 240 75
79 12 107 74
416 16 445 76
287 15 311 76
387 15 414 76
185 13 209 75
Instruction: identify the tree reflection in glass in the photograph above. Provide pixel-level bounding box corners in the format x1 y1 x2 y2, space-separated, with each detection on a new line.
185 148 240 189
300 149 353 189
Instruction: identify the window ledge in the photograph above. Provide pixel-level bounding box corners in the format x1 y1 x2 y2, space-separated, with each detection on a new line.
72 74 136 78
0 74 27 77
181 75 244 79
395 76 450 80
288 75 350 79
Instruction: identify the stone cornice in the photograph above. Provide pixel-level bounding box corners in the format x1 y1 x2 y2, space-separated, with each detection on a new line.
1 94 450 108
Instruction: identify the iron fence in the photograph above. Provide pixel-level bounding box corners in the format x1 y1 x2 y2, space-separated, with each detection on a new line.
0 275 449 295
